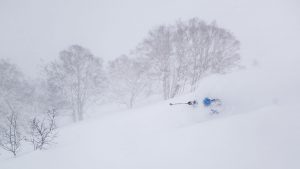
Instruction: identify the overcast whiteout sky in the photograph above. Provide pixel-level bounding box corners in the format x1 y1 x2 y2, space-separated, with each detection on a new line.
0 0 299 77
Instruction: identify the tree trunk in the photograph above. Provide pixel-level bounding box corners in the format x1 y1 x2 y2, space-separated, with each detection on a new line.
163 72 170 100
77 102 84 121
78 112 83 121
129 94 134 109
72 109 77 122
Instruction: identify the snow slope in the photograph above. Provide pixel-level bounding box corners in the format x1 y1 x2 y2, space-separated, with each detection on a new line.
0 66 300 169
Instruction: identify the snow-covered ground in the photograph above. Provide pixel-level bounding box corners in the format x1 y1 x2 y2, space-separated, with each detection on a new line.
1 64 299 169
0 0 299 168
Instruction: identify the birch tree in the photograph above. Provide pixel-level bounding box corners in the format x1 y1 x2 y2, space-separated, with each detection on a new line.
0 59 33 121
45 45 106 122
107 55 149 108
182 19 240 91
0 112 23 157
138 18 240 98
27 109 57 150
139 25 175 99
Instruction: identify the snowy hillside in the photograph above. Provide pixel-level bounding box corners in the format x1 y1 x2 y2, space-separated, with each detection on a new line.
1 66 299 169
1 0 299 168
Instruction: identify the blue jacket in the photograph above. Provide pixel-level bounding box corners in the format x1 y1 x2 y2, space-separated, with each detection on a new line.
203 97 216 106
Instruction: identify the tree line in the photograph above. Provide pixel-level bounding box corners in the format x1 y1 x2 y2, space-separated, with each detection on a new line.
0 18 240 157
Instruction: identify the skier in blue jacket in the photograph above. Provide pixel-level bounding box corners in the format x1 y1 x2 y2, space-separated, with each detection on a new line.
170 97 221 114
202 97 221 114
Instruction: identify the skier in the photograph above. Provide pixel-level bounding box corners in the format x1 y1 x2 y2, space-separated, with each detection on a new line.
169 97 221 114
202 97 221 114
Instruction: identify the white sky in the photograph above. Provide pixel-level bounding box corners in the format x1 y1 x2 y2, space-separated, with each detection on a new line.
0 0 299 77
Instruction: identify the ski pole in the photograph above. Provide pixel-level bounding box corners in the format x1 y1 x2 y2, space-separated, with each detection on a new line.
169 100 197 106
169 102 189 106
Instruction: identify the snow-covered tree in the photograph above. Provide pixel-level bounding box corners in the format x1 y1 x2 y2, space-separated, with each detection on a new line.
178 19 240 91
107 55 150 108
138 25 175 99
206 22 240 74
45 45 106 122
137 18 240 98
0 59 33 121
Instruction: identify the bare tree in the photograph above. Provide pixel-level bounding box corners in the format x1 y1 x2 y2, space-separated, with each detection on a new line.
137 18 240 98
138 25 175 99
107 55 149 108
0 112 23 157
0 59 33 120
206 22 240 74
27 109 57 150
45 45 106 122
183 19 240 91
171 21 192 95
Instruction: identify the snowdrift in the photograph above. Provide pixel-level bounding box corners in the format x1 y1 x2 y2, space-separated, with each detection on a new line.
0 66 300 169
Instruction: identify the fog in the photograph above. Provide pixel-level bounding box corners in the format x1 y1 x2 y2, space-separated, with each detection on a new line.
1 0 300 167
0 0 299 77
